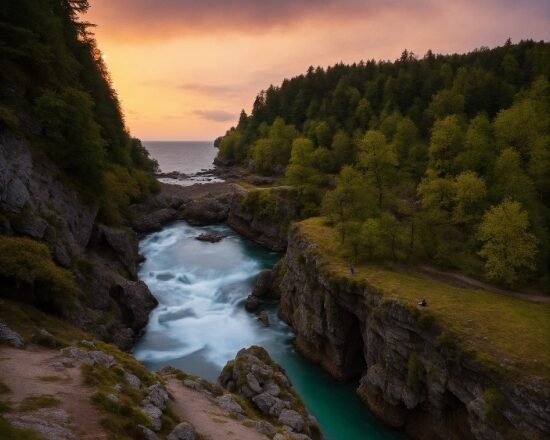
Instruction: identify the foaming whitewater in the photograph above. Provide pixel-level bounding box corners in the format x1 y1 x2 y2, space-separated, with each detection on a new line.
135 220 400 440
133 221 284 378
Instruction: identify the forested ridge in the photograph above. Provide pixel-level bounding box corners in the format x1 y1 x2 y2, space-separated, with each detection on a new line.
217 41 550 288
0 0 159 224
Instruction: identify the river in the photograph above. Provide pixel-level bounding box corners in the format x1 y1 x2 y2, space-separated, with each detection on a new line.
133 221 401 440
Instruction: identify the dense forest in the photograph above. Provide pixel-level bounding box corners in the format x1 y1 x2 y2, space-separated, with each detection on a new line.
0 0 159 224
216 41 550 288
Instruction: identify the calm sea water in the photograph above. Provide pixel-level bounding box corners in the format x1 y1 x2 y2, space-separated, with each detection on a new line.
143 141 222 185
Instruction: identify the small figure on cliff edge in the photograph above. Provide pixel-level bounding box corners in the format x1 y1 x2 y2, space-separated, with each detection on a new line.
418 298 427 307
349 263 355 275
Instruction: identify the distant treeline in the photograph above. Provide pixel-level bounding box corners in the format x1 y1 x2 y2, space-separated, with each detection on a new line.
216 41 550 288
0 0 159 224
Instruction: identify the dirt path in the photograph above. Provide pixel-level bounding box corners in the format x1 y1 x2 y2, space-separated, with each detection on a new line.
166 378 268 440
396 264 550 304
0 346 107 439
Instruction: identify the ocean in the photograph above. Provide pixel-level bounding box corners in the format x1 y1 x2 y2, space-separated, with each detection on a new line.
143 140 221 185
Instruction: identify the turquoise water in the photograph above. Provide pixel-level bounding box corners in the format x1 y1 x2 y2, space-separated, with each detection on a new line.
134 221 401 440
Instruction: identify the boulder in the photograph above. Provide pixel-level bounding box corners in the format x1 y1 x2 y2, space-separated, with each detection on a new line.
60 347 117 368
138 425 159 440
215 394 244 414
278 409 305 432
124 371 142 389
252 269 274 298
131 208 179 233
109 279 158 334
141 403 163 432
6 408 75 440
95 225 139 279
181 196 230 225
254 420 277 436
0 320 25 347
144 383 169 410
218 346 314 436
140 382 169 432
167 422 196 440
244 294 260 311
195 232 224 243
256 311 270 326
32 328 59 348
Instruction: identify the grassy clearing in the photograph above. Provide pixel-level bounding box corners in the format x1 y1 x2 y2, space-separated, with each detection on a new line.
18 395 59 412
0 299 88 346
0 417 46 440
296 218 550 383
0 380 9 394
37 376 64 383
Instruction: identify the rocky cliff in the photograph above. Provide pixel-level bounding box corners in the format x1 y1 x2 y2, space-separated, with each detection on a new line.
227 187 298 252
277 225 550 440
0 134 157 349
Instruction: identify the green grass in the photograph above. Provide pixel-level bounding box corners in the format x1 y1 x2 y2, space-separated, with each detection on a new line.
18 395 60 412
0 236 79 312
37 376 64 383
296 218 550 384
0 299 89 346
0 417 46 440
0 380 9 394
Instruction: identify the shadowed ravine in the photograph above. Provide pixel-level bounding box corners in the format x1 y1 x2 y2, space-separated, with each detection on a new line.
134 221 401 440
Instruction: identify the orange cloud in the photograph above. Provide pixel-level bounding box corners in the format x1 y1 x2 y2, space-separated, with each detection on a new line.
85 1 550 140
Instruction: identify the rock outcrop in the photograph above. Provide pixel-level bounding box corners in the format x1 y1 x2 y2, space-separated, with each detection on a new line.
0 320 25 347
0 134 157 349
245 269 276 312
0 135 96 267
218 346 321 440
227 187 298 251
130 182 237 233
277 225 550 440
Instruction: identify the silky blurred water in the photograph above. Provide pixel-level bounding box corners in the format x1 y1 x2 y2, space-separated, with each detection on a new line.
134 221 401 440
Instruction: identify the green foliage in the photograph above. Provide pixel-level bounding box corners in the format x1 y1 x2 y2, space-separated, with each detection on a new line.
35 87 106 193
251 117 299 175
0 0 158 223
452 171 487 224
0 381 9 394
242 190 279 220
358 130 398 208
18 394 60 412
483 388 506 425
0 236 78 312
322 166 376 241
406 352 423 394
429 115 464 175
0 417 46 440
216 41 550 287
478 200 538 286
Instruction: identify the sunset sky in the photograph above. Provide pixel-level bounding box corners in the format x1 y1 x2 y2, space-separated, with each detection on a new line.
87 0 550 141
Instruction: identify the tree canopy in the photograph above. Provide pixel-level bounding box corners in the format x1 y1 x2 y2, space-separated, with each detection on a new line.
216 41 550 288
0 0 159 223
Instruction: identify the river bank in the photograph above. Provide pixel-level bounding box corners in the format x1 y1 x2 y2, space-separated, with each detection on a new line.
130 176 550 440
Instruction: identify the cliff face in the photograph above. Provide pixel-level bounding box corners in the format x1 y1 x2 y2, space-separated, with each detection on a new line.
227 187 298 252
277 225 549 440
0 134 157 349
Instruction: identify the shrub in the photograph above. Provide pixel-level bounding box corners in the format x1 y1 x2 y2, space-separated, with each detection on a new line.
406 351 423 394
483 388 506 425
242 190 279 220
0 236 78 312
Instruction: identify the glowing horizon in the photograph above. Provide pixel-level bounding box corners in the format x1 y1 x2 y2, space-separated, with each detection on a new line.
87 0 550 141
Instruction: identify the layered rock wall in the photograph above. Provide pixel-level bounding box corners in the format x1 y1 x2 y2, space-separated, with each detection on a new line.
277 225 549 440
0 134 157 348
